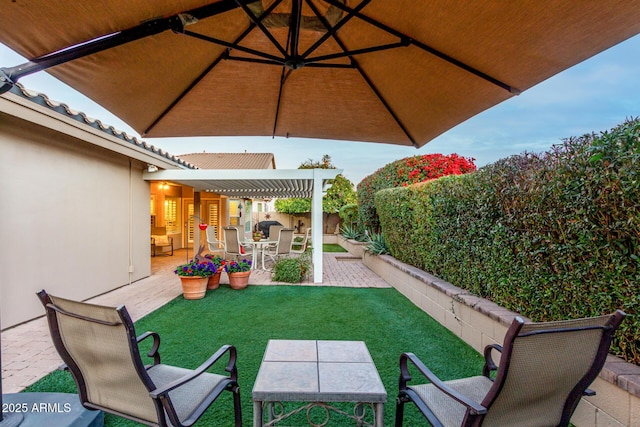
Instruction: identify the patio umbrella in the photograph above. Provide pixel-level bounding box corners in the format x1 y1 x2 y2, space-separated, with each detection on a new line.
1 1 640 148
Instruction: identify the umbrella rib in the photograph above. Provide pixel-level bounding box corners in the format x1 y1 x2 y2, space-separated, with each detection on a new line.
322 0 519 94
289 0 303 57
225 55 283 66
272 68 292 138
0 0 248 90
303 63 355 68
234 0 288 57
181 0 287 63
300 0 369 59
357 64 417 147
307 0 417 146
183 30 284 63
305 41 408 64
144 1 287 135
272 25 295 138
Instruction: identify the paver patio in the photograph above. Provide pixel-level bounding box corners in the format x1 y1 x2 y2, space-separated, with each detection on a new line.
1 250 390 393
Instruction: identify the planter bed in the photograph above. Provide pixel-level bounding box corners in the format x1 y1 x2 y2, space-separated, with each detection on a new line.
360 251 640 427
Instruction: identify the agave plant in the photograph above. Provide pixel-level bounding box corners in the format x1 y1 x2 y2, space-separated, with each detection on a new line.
365 231 390 255
340 224 362 240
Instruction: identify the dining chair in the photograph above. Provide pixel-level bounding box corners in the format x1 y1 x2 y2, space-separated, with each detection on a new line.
263 228 295 267
396 310 626 427
205 225 225 256
222 226 252 262
37 289 242 427
268 225 283 239
290 227 312 255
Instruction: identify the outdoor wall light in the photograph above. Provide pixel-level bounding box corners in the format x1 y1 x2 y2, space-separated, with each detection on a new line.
147 164 158 172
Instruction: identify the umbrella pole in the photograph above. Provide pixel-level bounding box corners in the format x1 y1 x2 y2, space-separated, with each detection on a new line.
0 0 247 94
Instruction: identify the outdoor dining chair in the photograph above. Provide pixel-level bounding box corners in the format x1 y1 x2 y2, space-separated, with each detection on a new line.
268 224 283 240
223 226 252 262
263 228 295 267
396 310 625 427
36 289 242 427
290 227 312 255
205 225 225 256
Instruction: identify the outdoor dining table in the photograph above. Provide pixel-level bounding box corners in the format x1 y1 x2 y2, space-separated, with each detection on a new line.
252 339 387 427
242 239 276 270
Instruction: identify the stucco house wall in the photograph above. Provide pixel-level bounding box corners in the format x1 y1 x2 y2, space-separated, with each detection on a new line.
0 87 184 328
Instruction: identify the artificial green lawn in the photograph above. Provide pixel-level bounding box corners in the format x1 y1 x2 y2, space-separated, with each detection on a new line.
25 286 483 426
322 243 348 252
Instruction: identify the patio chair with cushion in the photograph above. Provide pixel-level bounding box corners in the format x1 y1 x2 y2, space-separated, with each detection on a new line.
151 226 173 257
223 226 252 262
36 289 242 427
263 228 295 267
396 310 626 427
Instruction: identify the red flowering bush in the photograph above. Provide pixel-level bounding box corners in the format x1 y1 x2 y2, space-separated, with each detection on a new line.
357 153 476 231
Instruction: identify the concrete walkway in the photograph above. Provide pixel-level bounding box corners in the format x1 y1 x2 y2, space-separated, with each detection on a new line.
1 250 390 393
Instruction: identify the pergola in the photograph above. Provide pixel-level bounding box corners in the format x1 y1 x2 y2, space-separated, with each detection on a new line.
143 167 342 283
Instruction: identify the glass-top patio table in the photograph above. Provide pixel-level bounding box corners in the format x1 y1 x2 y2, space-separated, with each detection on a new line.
252 340 387 427
242 239 276 270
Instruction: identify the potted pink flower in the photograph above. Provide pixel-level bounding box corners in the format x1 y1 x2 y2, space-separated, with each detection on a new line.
203 254 226 290
174 259 216 299
224 259 252 290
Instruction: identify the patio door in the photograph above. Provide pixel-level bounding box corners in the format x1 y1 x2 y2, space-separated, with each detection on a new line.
184 200 222 247
206 200 222 244
184 201 195 247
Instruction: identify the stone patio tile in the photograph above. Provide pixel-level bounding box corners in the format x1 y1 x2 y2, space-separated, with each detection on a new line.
317 341 371 363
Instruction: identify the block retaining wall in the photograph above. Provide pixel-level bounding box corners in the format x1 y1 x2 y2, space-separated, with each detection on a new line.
341 241 640 427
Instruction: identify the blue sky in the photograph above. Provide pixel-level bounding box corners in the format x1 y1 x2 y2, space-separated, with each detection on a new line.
2 33 639 185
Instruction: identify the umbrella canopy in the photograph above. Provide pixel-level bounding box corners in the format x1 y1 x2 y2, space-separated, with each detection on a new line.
1 1 640 147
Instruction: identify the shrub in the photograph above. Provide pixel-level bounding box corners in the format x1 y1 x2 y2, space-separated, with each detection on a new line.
375 118 640 364
357 153 476 231
338 203 359 228
271 253 311 283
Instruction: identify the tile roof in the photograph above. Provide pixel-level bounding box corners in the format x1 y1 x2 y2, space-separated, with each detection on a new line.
7 84 277 172
7 83 195 169
177 152 276 170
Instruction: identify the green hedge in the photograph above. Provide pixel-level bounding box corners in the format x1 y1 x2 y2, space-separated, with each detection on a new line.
375 118 640 364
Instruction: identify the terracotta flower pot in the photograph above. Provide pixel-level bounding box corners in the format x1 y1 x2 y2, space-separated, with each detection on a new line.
228 271 251 290
179 276 208 299
207 271 222 290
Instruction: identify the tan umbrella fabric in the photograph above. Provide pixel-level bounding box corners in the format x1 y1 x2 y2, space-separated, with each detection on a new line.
1 0 640 147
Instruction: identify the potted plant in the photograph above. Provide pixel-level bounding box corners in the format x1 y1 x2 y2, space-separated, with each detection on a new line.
252 230 264 242
203 254 225 289
224 259 252 290
174 259 216 299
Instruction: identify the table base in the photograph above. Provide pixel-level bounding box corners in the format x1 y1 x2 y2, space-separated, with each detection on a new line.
254 400 383 427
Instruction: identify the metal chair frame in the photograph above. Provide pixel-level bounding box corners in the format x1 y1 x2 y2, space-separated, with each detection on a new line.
396 311 626 427
37 290 242 427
